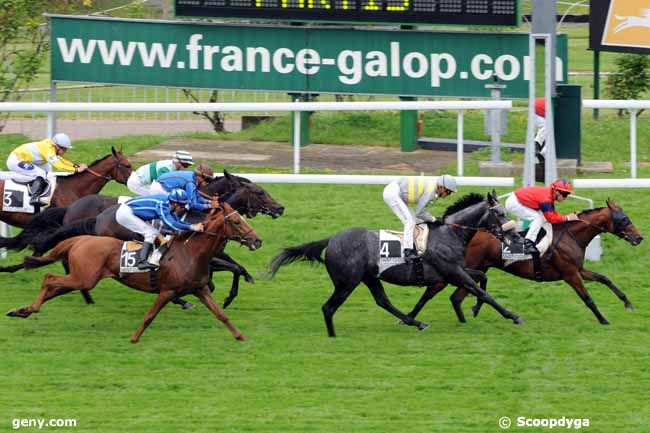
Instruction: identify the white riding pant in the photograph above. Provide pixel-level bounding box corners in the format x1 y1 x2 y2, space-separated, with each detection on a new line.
505 193 545 243
126 173 153 196
383 181 416 250
149 181 167 195
115 204 159 244
535 114 547 156
6 154 48 180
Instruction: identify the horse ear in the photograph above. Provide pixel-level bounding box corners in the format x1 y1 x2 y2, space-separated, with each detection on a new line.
111 146 118 157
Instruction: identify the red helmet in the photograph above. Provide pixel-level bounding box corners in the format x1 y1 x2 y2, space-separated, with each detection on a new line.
551 179 573 194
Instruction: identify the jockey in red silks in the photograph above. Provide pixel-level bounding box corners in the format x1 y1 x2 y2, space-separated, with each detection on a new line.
505 179 578 254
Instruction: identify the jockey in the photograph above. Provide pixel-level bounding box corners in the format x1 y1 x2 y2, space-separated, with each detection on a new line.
6 133 88 205
383 174 457 262
150 162 214 212
505 179 578 254
126 150 194 196
115 188 204 270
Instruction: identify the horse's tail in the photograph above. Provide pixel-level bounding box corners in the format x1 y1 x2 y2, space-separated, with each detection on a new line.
0 207 68 251
32 217 97 255
24 237 78 270
268 238 330 277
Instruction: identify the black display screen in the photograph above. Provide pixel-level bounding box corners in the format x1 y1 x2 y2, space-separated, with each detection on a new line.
175 0 519 26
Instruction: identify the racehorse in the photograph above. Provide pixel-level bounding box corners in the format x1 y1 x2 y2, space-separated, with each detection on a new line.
404 199 643 325
0 147 132 227
6 202 262 343
268 192 523 337
1 171 283 307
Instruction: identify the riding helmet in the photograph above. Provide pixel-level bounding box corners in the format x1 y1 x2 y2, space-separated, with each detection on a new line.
168 188 190 204
173 150 194 166
551 179 573 194
437 174 457 192
52 133 72 148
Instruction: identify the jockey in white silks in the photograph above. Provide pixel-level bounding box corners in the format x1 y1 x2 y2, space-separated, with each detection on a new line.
383 174 457 262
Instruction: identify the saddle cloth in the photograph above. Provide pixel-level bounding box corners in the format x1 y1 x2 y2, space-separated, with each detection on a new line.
2 174 58 213
119 237 171 274
503 222 553 265
377 223 429 275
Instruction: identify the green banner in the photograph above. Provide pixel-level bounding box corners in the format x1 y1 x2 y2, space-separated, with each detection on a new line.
51 15 567 98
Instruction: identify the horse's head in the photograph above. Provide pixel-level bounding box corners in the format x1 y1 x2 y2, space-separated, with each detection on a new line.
86 147 133 184
219 171 284 218
204 201 263 251
606 199 643 246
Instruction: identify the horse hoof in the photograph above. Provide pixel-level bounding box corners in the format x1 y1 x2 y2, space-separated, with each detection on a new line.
513 317 525 325
6 309 17 317
236 334 248 342
600 320 610 325
417 322 430 331
471 307 480 317
181 302 195 310
244 274 255 284
625 304 635 312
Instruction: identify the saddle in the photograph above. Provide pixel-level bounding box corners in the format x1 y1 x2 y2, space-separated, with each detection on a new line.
384 223 430 255
377 224 430 278
503 222 553 265
1 174 57 212
119 237 171 274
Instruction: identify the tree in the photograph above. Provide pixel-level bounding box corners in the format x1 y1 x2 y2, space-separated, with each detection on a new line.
182 89 226 132
606 54 650 117
0 0 94 131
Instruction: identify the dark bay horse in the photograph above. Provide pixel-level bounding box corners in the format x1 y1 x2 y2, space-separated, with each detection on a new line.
0 147 132 227
6 202 262 343
269 193 523 337
405 199 643 325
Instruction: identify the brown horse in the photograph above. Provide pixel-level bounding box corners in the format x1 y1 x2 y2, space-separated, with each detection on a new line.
0 147 132 227
6 202 262 343
405 199 643 325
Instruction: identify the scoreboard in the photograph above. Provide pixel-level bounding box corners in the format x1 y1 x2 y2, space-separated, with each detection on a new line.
175 0 519 26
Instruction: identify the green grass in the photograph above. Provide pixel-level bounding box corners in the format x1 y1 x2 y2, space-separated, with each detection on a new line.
1 182 649 433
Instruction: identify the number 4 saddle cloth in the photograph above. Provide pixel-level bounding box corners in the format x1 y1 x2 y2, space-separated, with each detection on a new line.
377 223 429 275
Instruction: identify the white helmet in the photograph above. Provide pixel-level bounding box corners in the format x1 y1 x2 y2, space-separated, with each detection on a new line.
173 150 194 166
437 174 457 192
52 133 72 149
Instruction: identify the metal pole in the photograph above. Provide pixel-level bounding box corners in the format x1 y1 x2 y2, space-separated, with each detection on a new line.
544 34 558 185
523 35 537 186
47 81 57 138
457 110 464 176
593 50 600 119
630 110 637 178
293 102 301 174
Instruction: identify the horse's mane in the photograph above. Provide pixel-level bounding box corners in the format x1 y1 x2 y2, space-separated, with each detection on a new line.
56 153 112 179
442 193 484 219
578 207 605 216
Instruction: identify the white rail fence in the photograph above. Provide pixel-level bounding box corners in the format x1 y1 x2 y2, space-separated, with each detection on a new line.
0 100 513 177
578 99 650 187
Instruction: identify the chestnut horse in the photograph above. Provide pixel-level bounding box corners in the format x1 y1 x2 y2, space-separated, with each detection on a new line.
6 202 262 343
405 199 643 325
0 147 132 227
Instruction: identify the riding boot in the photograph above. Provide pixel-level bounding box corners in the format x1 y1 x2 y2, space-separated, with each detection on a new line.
403 248 419 262
136 242 158 270
523 239 539 255
29 177 48 206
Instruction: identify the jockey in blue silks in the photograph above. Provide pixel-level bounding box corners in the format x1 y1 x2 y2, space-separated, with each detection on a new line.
150 162 214 212
115 189 205 270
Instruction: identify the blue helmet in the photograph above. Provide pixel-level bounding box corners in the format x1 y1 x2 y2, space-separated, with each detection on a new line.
168 188 189 204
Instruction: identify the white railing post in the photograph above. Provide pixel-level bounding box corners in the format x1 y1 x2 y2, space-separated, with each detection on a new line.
293 106 301 174
457 110 464 176
630 109 637 179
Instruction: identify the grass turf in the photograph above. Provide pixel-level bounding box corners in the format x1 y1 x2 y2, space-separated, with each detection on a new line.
1 182 649 433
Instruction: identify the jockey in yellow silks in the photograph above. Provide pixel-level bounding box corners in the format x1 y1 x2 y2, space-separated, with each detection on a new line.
6 133 88 205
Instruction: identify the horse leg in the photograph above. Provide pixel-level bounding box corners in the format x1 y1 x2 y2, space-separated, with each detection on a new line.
449 287 470 323
564 272 610 325
321 282 359 338
65 259 95 305
451 267 523 324
209 255 254 309
405 282 447 320
466 268 488 318
130 290 176 344
362 276 429 331
8 272 96 318
580 268 634 311
194 285 247 341
171 296 195 310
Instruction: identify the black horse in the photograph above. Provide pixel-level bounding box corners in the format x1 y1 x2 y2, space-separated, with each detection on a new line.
269 192 523 337
2 171 284 308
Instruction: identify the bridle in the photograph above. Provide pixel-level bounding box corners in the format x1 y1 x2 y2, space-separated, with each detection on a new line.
81 154 131 182
576 208 634 242
445 203 507 241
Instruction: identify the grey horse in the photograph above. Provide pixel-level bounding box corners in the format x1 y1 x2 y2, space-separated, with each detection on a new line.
269 192 523 337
